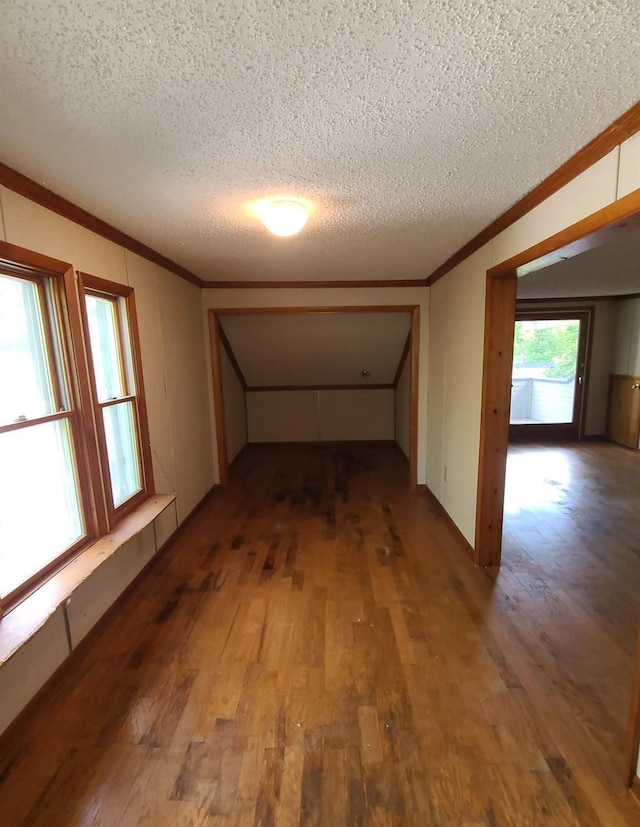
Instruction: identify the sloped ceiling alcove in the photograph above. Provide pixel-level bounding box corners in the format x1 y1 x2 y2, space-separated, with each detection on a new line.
0 2 638 283
518 227 640 299
219 313 411 387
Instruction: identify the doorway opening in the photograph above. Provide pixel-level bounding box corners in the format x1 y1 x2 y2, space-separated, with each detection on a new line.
476 191 640 568
208 306 420 488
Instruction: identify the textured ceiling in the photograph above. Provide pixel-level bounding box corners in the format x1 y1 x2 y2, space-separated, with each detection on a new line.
518 228 640 298
0 2 638 283
220 313 410 386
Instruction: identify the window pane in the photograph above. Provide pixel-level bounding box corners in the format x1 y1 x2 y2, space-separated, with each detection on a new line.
85 294 125 402
0 274 56 425
511 319 579 425
0 418 84 597
103 401 142 507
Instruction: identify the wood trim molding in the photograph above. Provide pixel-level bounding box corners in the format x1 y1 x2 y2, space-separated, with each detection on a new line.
393 333 411 387
0 162 204 288
475 273 517 567
202 278 427 289
217 323 248 390
246 383 394 392
426 102 640 287
0 239 72 276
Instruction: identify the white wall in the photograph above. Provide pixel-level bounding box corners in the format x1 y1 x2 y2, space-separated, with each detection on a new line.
427 245 490 541
202 292 429 483
220 349 247 462
614 298 640 376
247 388 394 442
426 142 638 545
395 356 411 459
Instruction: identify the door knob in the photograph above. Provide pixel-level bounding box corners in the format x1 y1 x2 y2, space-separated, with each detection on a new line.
632 383 640 390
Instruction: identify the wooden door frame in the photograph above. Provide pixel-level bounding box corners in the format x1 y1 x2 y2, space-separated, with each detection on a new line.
509 308 593 441
208 305 421 488
475 189 640 568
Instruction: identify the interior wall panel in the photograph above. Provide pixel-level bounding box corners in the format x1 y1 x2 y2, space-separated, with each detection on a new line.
247 388 394 443
614 298 640 376
125 251 176 494
66 526 156 648
158 271 214 522
220 348 247 462
0 608 69 736
319 389 394 441
618 132 640 199
248 390 319 443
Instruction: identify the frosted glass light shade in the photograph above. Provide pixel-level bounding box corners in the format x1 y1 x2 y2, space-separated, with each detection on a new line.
256 198 309 237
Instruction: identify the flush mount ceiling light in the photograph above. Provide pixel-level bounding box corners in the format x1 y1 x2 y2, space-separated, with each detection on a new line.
254 198 310 237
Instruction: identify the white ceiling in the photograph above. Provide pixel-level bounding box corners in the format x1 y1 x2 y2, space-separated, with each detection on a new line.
220 313 410 386
517 228 640 299
0 2 638 284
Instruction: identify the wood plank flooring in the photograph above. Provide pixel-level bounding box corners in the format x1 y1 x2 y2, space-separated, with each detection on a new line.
0 442 639 826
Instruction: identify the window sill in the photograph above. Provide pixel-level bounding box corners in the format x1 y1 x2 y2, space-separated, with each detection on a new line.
0 493 176 667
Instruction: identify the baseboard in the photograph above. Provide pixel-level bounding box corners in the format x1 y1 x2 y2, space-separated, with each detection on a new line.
0 482 219 747
422 484 477 564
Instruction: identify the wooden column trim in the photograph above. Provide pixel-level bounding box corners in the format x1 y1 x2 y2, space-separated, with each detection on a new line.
474 273 517 566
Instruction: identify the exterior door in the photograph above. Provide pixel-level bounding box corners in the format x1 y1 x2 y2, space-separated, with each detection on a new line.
509 310 591 440
607 374 640 449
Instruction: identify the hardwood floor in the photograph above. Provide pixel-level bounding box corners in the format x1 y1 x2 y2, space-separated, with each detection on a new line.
0 443 639 826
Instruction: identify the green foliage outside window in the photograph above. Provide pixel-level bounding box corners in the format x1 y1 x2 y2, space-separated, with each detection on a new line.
513 321 579 380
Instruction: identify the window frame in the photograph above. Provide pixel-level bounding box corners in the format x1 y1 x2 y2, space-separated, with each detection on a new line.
77 272 154 526
0 252 99 609
0 241 154 615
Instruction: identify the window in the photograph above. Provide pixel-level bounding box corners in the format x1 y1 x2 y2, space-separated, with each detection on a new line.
79 274 152 521
0 245 153 612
